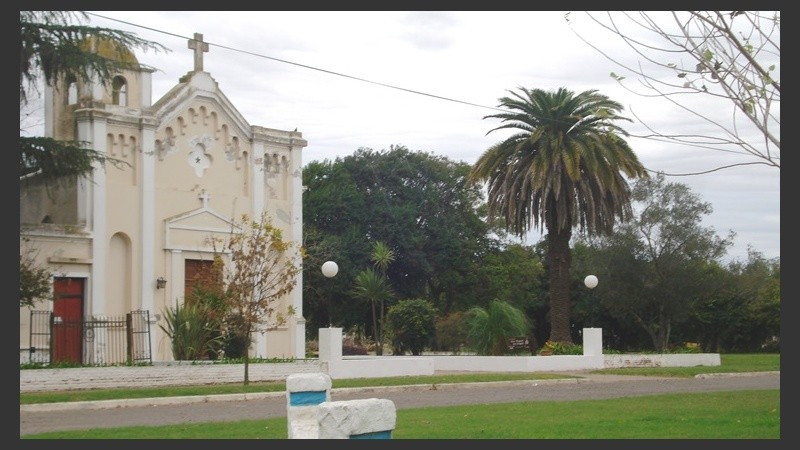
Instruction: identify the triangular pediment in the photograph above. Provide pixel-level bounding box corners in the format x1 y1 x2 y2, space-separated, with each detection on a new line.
164 205 241 252
152 71 251 140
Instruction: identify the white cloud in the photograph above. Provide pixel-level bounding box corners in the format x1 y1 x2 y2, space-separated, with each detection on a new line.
41 11 779 264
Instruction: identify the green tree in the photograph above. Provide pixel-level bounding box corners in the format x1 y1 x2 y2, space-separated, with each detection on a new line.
434 311 470 354
466 299 530 355
351 268 394 355
386 298 437 356
688 249 780 352
19 241 52 308
726 249 780 351
686 263 752 353
216 212 303 385
580 173 733 352
302 146 493 331
477 243 546 312
19 11 167 186
371 241 395 276
370 241 396 354
469 87 647 344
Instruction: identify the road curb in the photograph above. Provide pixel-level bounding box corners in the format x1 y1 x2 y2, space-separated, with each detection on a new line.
20 378 582 412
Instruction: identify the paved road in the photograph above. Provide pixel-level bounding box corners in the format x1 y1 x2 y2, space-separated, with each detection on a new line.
19 372 779 436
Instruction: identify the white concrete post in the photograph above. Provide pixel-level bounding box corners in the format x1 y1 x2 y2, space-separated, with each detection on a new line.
582 327 603 356
318 327 342 362
318 327 343 378
286 372 332 439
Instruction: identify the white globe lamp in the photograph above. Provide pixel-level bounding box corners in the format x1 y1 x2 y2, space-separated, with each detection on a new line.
321 261 339 278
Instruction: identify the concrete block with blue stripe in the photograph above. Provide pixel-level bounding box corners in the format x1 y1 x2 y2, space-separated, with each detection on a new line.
286 372 332 438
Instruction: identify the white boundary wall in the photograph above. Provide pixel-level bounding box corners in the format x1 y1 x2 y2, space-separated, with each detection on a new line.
20 327 721 391
318 327 720 379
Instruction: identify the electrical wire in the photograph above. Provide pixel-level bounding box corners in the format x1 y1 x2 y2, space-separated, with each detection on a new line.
86 12 773 178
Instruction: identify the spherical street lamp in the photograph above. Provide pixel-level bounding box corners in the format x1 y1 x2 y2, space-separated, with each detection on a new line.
321 261 338 327
321 261 339 278
584 275 598 327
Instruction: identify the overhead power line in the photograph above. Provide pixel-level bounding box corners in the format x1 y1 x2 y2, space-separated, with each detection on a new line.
87 12 506 114
86 12 763 177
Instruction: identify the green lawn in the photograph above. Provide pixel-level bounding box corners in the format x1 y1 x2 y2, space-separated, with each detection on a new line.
20 353 780 439
20 353 779 405
22 390 780 439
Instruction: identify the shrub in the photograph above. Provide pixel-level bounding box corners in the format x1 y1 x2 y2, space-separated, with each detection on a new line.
342 334 369 355
306 339 319 358
539 340 583 355
434 311 469 354
221 313 249 359
466 300 530 355
342 343 368 355
159 302 223 360
386 298 437 356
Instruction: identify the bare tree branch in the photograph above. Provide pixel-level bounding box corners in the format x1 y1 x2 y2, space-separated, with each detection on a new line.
566 11 779 173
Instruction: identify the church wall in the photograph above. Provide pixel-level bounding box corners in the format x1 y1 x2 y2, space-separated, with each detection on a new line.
22 33 308 364
18 233 93 359
19 177 80 225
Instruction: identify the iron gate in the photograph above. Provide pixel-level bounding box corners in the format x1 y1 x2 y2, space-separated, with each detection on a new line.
27 310 152 366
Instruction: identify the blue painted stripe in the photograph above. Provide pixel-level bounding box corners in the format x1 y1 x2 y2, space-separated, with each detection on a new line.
350 430 392 439
289 391 327 406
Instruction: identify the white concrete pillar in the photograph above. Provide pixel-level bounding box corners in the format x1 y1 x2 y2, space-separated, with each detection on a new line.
286 372 332 439
318 327 342 362
582 327 603 356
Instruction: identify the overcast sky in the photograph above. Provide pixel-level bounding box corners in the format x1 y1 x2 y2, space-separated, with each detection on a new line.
44 11 782 264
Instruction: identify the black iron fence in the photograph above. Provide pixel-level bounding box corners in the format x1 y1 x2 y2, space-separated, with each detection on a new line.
27 310 152 366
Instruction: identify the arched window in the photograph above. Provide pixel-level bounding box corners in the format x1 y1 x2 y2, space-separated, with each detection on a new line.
112 76 127 106
66 75 78 105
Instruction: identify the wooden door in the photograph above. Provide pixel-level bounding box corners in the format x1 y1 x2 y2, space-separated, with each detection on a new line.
184 259 214 300
52 278 84 364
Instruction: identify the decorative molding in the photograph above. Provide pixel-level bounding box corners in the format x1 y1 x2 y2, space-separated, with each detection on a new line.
187 134 214 177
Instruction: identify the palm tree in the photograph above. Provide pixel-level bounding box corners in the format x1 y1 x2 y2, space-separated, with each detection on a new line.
352 267 394 355
371 241 395 276
466 299 530 355
468 87 647 344
370 241 395 342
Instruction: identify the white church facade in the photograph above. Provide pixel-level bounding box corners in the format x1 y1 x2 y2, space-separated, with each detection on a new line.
19 33 308 364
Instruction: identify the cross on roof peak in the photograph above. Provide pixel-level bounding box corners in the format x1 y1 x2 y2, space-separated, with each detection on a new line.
188 32 209 72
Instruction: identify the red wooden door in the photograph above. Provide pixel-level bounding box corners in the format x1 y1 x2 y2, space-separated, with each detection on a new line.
52 278 84 364
185 259 214 300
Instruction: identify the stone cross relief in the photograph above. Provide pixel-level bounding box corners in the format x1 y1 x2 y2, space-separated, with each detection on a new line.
188 33 209 72
198 189 211 208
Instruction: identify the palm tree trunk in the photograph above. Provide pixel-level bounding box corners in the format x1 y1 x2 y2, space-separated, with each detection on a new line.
378 299 385 355
371 300 381 355
547 228 573 344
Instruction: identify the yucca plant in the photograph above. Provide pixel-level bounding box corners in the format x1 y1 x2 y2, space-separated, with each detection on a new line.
159 301 222 360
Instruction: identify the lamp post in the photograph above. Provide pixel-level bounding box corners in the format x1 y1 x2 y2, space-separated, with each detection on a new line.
584 275 598 327
321 261 339 327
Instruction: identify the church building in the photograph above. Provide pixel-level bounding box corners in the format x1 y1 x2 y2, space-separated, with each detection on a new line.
19 33 308 364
